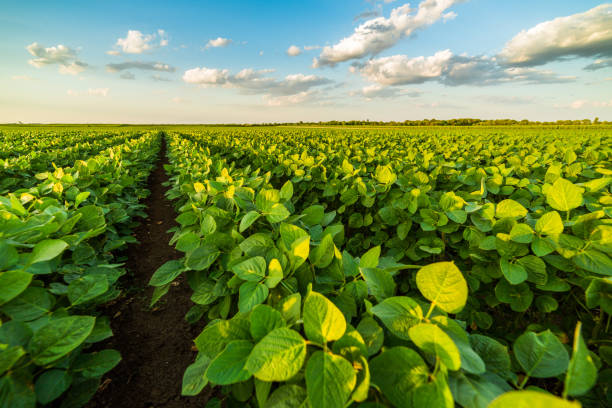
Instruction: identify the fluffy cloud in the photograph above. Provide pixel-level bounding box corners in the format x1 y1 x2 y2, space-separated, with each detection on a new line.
264 91 317 106
287 45 302 56
206 37 232 48
584 58 612 71
356 50 575 87
26 42 88 75
567 99 612 109
120 72 135 80
67 88 109 97
353 84 423 99
183 66 332 105
499 4 612 66
314 0 463 67
106 61 176 72
115 29 168 54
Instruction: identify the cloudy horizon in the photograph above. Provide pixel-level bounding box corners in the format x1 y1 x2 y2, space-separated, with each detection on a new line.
1 1 611 123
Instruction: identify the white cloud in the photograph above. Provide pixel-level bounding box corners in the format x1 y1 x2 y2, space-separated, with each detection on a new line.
499 4 612 66
584 58 612 71
26 42 88 75
106 61 176 73
264 91 316 106
287 45 302 56
183 66 332 105
567 99 612 109
106 50 121 56
152 74 172 82
120 72 135 80
67 88 109 97
206 37 232 48
442 11 457 22
183 67 230 85
352 84 422 99
314 0 463 67
357 50 575 87
115 29 168 54
59 61 88 75
259 50 264 56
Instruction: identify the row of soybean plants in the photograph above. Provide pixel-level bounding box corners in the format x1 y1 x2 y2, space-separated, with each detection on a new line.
1 129 147 193
150 128 610 408
0 131 161 407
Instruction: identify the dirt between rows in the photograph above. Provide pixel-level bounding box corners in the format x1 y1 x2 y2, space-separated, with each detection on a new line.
87 141 213 408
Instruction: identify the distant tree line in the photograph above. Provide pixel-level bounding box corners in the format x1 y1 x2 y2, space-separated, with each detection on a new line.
253 118 609 127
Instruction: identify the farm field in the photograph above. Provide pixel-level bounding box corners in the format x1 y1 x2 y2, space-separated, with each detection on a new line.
0 125 611 408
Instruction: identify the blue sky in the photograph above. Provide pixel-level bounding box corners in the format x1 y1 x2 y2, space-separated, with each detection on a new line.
1 0 611 123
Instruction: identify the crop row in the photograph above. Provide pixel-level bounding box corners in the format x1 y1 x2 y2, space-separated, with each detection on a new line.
152 128 611 407
0 132 161 407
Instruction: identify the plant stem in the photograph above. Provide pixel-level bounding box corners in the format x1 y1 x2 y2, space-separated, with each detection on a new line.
425 302 436 320
518 374 530 390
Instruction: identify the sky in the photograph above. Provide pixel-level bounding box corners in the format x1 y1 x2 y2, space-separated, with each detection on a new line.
1 0 611 123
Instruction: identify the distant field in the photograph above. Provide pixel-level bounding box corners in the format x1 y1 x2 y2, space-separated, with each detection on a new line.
1 125 611 408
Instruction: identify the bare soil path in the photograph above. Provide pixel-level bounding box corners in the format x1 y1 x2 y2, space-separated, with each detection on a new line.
87 140 211 408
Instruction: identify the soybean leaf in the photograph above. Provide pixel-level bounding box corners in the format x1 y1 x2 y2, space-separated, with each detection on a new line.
28 316 96 365
371 296 423 340
408 323 461 371
303 292 346 344
206 340 253 385
305 351 357 408
246 328 307 382
416 262 467 313
564 322 597 397
513 330 569 378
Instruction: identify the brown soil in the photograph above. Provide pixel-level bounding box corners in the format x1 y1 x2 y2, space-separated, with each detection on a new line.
87 140 212 408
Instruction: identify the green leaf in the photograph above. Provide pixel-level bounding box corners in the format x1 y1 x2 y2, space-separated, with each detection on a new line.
0 271 33 305
500 258 527 285
535 211 564 235
28 239 68 264
256 189 280 212
469 334 511 376
448 371 510 408
494 281 533 312
495 200 527 219
513 330 569 378
206 340 253 385
371 296 423 340
28 316 96 365
1 287 55 321
488 391 580 408
356 317 384 357
408 323 461 371
375 165 396 184
360 245 381 268
303 292 346 344
572 249 612 275
246 327 307 381
276 293 301 325
35 369 72 404
149 260 185 286
195 315 251 359
265 259 283 288
267 204 290 223
310 234 335 268
238 281 269 313
72 349 121 378
301 205 325 226
305 351 357 408
361 267 395 302
240 210 261 232
0 374 36 408
265 385 307 408
150 283 171 307
432 316 485 375
370 347 430 408
250 305 285 342
280 180 294 201
416 262 467 313
0 346 25 375
546 178 584 212
67 275 109 305
509 224 534 244
185 245 220 270
182 354 211 396
232 256 267 282
564 322 597 397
